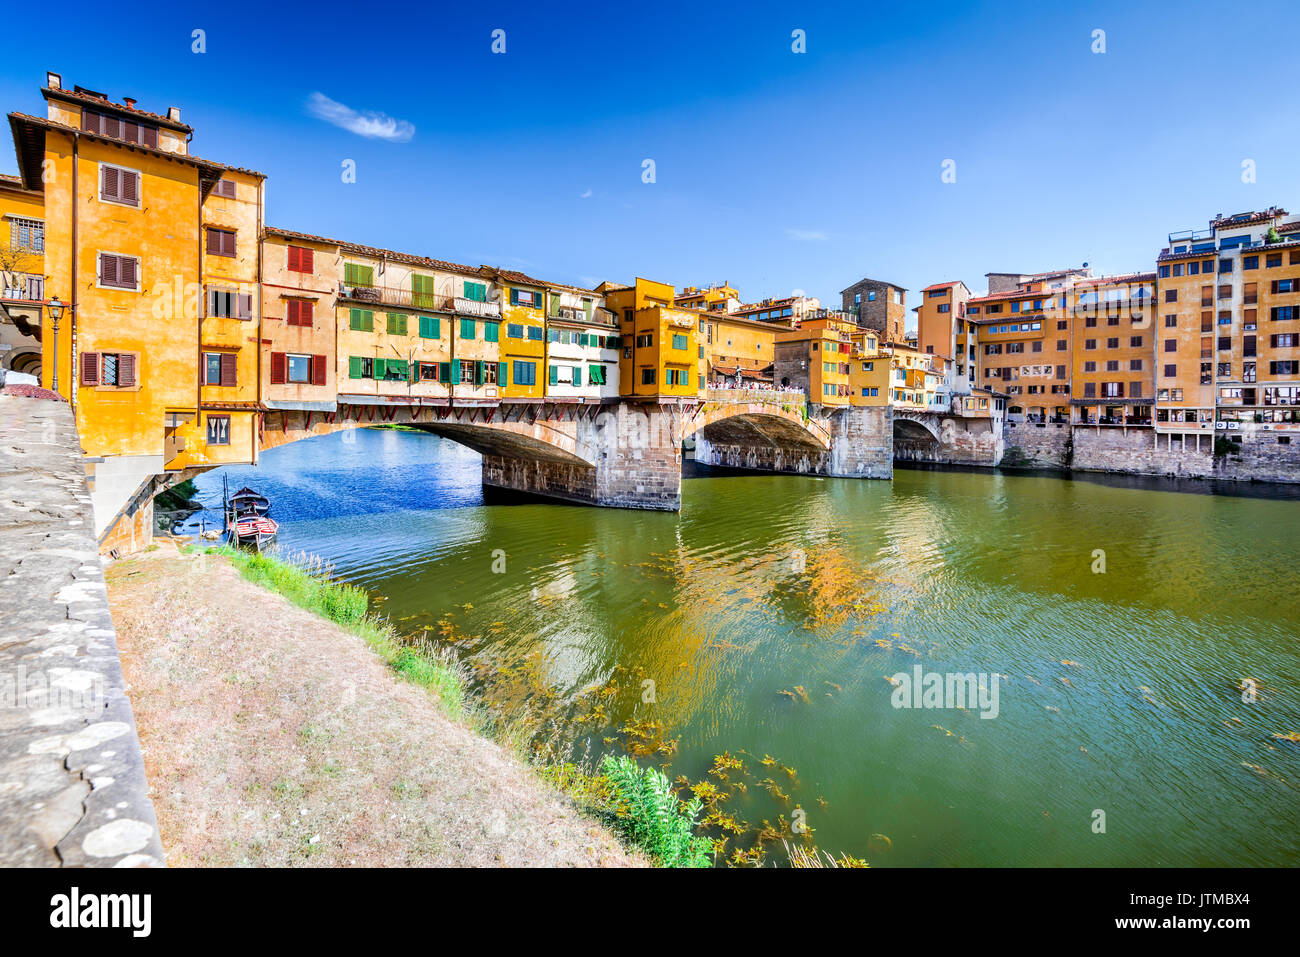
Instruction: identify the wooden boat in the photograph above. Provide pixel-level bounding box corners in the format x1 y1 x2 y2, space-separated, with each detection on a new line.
223 477 277 551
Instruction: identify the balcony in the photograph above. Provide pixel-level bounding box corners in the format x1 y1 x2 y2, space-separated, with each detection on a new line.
2 273 44 302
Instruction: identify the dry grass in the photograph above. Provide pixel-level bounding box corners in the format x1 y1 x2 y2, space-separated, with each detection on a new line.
106 540 642 867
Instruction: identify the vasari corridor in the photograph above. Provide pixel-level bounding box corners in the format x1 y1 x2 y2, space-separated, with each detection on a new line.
0 0 1295 939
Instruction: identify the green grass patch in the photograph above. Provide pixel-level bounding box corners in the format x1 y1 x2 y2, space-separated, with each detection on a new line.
204 545 466 721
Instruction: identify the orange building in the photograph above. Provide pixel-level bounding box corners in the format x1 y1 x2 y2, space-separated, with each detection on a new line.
1069 272 1156 426
774 316 857 406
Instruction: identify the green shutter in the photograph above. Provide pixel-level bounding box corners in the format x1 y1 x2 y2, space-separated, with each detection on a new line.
474 360 484 385
412 274 435 308
463 280 486 302
349 356 363 379
439 362 451 383
410 361 419 383
451 359 460 383
419 315 439 339
387 313 408 335
498 361 507 386
460 318 475 340
484 321 499 343
510 288 519 306
549 364 558 386
374 358 386 379
573 366 581 387
351 309 373 332
345 263 374 287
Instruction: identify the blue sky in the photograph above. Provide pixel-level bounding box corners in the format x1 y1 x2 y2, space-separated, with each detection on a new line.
3 0 1298 323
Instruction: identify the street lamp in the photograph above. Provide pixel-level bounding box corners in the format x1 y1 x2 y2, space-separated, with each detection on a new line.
46 296 65 392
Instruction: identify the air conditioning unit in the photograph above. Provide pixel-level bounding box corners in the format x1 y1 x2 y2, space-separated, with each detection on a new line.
1215 421 1227 430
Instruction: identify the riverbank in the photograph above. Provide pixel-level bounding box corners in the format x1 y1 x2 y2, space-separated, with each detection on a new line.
104 540 642 867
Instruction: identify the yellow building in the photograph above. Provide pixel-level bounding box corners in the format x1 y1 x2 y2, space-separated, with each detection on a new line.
700 312 777 386
600 278 700 398
0 172 46 377
261 227 341 410
773 317 857 406
8 74 265 537
675 282 739 313
491 269 547 400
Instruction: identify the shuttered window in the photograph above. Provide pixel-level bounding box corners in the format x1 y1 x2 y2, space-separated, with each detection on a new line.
206 227 236 258
344 263 374 287
588 364 606 385
386 313 408 335
100 164 140 206
484 321 499 343
271 352 287 384
82 109 158 148
82 351 136 387
349 309 374 332
286 298 314 326
212 178 237 199
98 252 138 290
412 274 437 308
463 281 487 302
287 245 314 273
460 319 475 339
208 288 253 319
418 315 439 339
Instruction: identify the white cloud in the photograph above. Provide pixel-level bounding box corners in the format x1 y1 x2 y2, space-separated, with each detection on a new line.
306 92 414 143
580 188 593 199
786 228 829 242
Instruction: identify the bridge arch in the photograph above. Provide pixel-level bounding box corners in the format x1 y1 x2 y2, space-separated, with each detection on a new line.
684 395 830 451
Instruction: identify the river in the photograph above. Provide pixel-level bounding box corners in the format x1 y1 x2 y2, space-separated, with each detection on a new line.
181 426 1300 866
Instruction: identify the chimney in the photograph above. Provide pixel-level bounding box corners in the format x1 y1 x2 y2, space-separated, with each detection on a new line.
167 106 181 122
46 71 62 90
123 97 136 109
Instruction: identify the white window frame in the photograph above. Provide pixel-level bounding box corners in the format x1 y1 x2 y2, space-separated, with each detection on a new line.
286 353 312 384
98 161 142 209
95 250 141 292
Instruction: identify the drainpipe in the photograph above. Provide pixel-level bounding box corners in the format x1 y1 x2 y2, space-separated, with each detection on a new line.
68 133 80 410
254 175 264 465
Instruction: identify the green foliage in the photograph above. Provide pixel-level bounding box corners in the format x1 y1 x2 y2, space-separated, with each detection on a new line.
155 478 199 510
600 755 712 867
1265 227 1282 245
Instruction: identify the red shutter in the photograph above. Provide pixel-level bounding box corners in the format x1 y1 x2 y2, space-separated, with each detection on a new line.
80 352 99 386
118 354 136 388
220 353 237 387
99 253 117 287
302 248 313 273
270 352 286 385
101 166 119 202
312 354 327 385
287 245 299 272
286 299 299 325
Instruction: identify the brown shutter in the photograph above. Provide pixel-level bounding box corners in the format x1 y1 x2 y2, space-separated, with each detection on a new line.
118 354 136 388
123 121 140 145
141 125 157 149
80 352 99 386
81 109 100 133
121 169 138 205
119 256 136 289
99 253 117 286
101 165 119 201
270 352 286 385
312 354 327 385
219 353 237 387
206 228 219 255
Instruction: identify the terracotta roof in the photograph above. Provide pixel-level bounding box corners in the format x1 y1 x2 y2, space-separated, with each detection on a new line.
1279 221 1300 234
922 281 962 293
43 86 192 132
482 267 549 288
1210 207 1287 228
264 225 346 247
339 239 479 277
7 112 264 185
1072 271 1156 287
1 384 65 401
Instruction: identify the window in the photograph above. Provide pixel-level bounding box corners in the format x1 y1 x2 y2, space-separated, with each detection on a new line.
1130 336 1143 347
208 288 253 319
588 364 607 385
206 415 230 446
641 368 656 385
99 163 140 206
419 315 440 339
348 356 374 379
387 313 408 335
9 217 43 252
463 281 487 302
1272 306 1300 322
287 245 314 273
1220 259 1232 273
527 325 543 341
206 227 236 258
286 354 313 384
1085 339 1097 350
1266 253 1283 268
419 362 440 381
460 318 476 339
286 298 313 326
80 351 136 388
1164 289 1177 303
1270 360 1300 375
507 323 524 339
349 308 374 332
509 288 540 307
1130 359 1143 370
203 352 236 386
1163 364 1176 378
212 178 237 199
1164 339 1176 353
98 252 139 290
512 361 537 386
1164 315 1177 328
636 333 653 348
1244 256 1259 270
672 333 687 350
82 109 158 147
344 263 374 287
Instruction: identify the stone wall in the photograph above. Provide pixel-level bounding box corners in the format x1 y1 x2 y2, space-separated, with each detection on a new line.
1001 421 1073 469
1071 427 1213 478
0 394 165 867
1210 428 1300 484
